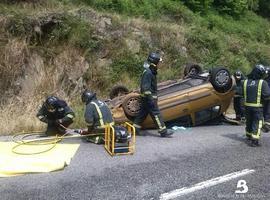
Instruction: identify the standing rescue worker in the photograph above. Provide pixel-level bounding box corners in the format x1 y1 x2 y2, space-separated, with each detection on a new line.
37 96 75 136
79 90 114 144
233 70 246 121
133 52 173 137
243 64 270 146
262 66 270 132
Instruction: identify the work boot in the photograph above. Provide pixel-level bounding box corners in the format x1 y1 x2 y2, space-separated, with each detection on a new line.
261 125 269 133
234 115 241 121
160 129 174 137
251 139 260 147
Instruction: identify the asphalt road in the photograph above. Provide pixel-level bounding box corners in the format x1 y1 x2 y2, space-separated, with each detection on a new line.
1 124 270 200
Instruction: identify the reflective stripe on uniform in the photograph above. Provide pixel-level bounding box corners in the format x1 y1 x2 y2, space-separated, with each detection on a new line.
252 120 263 139
133 124 141 128
257 80 263 105
38 115 45 119
90 102 104 126
96 122 115 129
154 115 166 130
144 91 152 95
244 79 263 107
243 80 247 103
246 132 252 136
66 114 74 119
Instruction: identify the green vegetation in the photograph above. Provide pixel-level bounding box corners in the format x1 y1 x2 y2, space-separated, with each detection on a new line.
0 0 270 134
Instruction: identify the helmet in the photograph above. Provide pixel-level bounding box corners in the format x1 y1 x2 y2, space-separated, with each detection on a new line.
45 96 58 112
234 70 242 80
254 64 266 79
248 64 266 80
147 52 162 65
265 66 270 77
114 126 131 143
81 90 96 104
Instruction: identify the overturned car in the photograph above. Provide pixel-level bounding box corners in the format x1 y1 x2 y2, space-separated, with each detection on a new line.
106 64 235 128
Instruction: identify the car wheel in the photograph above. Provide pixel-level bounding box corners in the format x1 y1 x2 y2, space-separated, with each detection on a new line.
109 85 129 99
210 67 232 93
122 93 141 118
184 63 203 77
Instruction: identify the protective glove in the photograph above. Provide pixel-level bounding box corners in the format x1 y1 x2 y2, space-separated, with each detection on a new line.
74 129 89 135
74 129 83 134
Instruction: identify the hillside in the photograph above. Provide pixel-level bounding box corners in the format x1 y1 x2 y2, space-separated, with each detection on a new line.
0 0 270 134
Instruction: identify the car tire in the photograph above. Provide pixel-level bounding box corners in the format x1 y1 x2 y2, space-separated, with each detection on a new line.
109 85 129 99
122 93 142 118
210 67 232 93
184 63 203 77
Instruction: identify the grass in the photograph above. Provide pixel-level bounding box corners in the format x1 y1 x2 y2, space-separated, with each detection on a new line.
1 0 270 134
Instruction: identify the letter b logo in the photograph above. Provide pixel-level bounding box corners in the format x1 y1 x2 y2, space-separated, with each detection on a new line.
235 180 248 194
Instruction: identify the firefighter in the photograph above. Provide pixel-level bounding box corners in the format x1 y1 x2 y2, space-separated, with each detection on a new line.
233 70 246 121
262 66 270 132
37 96 75 136
243 64 270 146
133 52 173 137
79 89 114 144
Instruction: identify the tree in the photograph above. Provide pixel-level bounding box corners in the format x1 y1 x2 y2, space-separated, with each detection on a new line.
258 0 270 18
182 0 214 13
247 0 259 11
213 0 249 16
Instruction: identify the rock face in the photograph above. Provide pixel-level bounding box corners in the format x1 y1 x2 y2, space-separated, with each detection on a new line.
0 6 189 134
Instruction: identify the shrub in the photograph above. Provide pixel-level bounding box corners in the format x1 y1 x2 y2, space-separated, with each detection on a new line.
213 0 248 17
182 0 214 13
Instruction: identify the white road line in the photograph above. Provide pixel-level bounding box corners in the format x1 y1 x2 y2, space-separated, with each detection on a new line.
160 169 255 200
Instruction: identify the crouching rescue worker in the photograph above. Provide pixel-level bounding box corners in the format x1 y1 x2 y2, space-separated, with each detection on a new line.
133 52 173 137
37 96 75 136
79 90 114 144
243 64 270 146
233 70 246 121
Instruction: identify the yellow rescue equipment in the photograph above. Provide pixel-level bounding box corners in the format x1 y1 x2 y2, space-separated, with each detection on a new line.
105 122 136 156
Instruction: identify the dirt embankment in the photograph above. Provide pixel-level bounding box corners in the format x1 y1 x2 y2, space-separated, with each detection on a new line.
0 7 187 134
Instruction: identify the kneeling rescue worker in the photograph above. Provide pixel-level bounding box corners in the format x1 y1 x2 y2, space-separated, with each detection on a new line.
243 64 270 146
37 96 75 136
79 89 114 144
133 52 173 137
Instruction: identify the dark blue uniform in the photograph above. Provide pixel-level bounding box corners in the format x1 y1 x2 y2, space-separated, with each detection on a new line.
84 99 114 143
37 100 75 135
263 75 270 124
133 66 167 135
233 76 246 120
243 79 270 141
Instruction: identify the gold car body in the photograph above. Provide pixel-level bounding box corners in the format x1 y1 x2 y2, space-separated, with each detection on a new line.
108 71 235 128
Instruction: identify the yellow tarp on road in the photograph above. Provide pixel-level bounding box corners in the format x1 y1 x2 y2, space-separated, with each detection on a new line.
0 142 80 177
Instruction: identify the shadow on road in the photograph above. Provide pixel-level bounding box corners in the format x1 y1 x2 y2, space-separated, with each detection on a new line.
222 133 250 146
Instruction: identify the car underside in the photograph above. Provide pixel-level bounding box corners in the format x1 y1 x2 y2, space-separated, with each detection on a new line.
107 65 235 129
